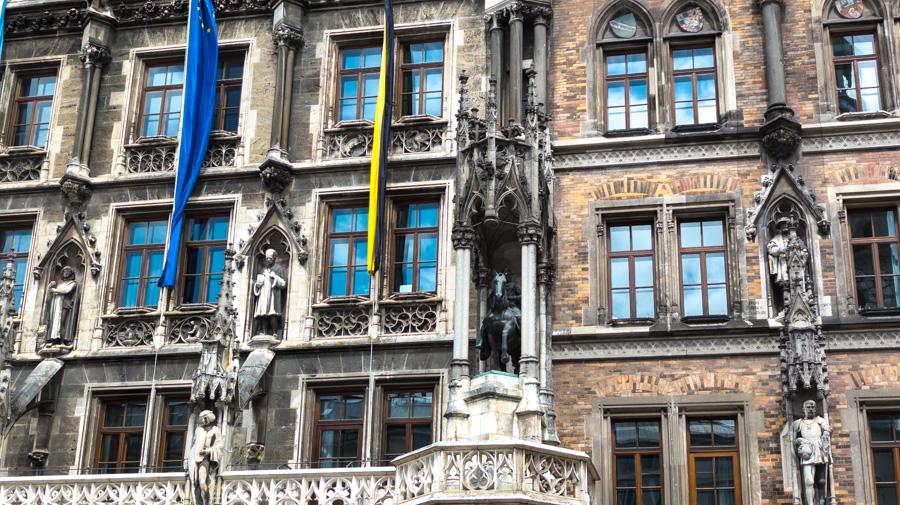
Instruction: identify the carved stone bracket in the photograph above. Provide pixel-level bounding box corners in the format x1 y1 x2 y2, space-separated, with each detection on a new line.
273 24 305 48
79 43 112 68
59 173 93 208
518 220 542 245
258 157 293 194
451 225 476 249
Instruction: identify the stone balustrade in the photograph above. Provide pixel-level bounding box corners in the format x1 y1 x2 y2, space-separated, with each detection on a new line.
222 467 396 505
0 472 187 505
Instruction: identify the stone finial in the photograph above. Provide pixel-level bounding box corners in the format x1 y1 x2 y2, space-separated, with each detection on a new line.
191 249 238 404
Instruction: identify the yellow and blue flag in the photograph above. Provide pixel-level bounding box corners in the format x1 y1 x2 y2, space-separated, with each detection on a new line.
159 0 218 288
367 0 395 275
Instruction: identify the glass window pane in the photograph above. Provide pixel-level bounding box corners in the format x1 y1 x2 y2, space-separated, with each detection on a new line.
105 404 126 427
879 244 900 275
615 422 636 448
328 268 347 296
635 288 655 318
396 235 414 263
689 420 712 446
209 247 225 275
682 254 702 284
319 396 341 420
835 63 855 89
143 278 160 307
717 490 737 505
168 65 185 85
627 53 646 74
404 43 422 64
330 238 350 267
424 42 443 62
702 221 724 246
857 276 877 308
419 233 437 262
343 395 364 419
353 208 369 232
706 253 726 283
641 454 662 486
386 425 407 455
341 76 359 99
164 432 185 462
353 238 368 265
148 66 168 86
859 60 879 88
643 489 662 505
832 36 853 57
607 55 627 76
419 203 439 227
352 267 370 295
388 393 409 418
142 116 159 137
634 256 653 287
124 251 144 277
12 230 32 253
411 393 432 417
612 289 631 319
610 257 630 289
694 457 715 488
681 222 702 247
698 100 717 123
342 49 361 70
861 87 881 112
617 490 637 505
340 99 358 121
874 450 898 482
147 250 164 276
707 285 728 314
877 486 899 505
332 208 353 233
683 285 703 316
208 217 229 240
872 211 897 237
608 107 626 130
425 68 442 92
189 218 208 241
715 456 735 487
853 34 875 55
143 91 163 115
397 204 416 228
608 81 626 107
121 279 140 306
164 113 181 137
12 125 28 146
184 248 203 275
675 74 695 102
632 225 652 250
616 455 636 487
675 101 694 125
183 278 200 305
673 49 693 70
694 47 714 68
418 264 437 292
35 101 53 123
149 221 168 244
362 47 381 68
854 244 875 275
638 422 660 448
629 79 647 105
610 226 631 252
224 86 241 108
32 124 49 148
395 264 413 293
884 277 900 307
319 430 338 458
125 403 146 426
99 434 119 462
630 104 649 129
167 402 189 425
412 424 431 450
37 76 56 95
697 73 716 100
206 275 222 303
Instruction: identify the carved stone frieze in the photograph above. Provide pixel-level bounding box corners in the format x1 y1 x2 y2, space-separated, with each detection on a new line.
0 152 44 183
315 306 370 338
323 124 447 160
5 8 81 36
168 314 212 344
273 25 304 48
381 302 439 335
105 318 156 347
79 43 112 68
115 0 269 24
125 136 238 173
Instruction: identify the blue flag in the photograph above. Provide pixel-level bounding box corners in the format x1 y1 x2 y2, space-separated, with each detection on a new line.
0 0 7 61
159 0 218 288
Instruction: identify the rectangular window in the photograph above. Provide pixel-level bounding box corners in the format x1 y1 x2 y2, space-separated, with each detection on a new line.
679 220 728 317
338 47 382 122
212 56 244 132
383 391 433 462
401 42 444 117
11 74 56 147
687 419 741 505
608 223 655 320
181 215 229 305
326 207 369 297
96 400 147 474
140 63 185 137
605 51 649 131
158 398 189 472
672 46 717 126
0 227 33 312
393 202 439 293
120 219 168 308
848 209 900 310
869 413 900 505
832 33 880 113
613 420 663 505
315 392 365 468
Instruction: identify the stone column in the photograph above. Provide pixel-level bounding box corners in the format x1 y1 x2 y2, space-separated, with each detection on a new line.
515 220 543 441
488 14 505 122
532 10 550 111
474 266 489 375
508 6 524 123
757 0 790 120
269 25 305 159
445 225 475 439
67 43 111 177
538 262 559 444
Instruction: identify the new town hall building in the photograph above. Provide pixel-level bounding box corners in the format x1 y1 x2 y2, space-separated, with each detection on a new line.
0 0 899 504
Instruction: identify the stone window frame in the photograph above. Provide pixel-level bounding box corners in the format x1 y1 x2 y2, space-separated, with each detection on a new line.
116 40 252 175
77 383 192 474
590 393 762 505
812 0 898 122
585 0 738 137
828 184 900 318
844 388 900 505
306 182 452 309
0 211 38 320
296 372 443 466
588 193 745 328
100 197 237 320
317 21 455 131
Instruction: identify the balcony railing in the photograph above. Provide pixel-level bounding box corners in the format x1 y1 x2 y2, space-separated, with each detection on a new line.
0 472 187 505
123 134 239 173
0 149 44 182
322 121 448 160
222 467 396 505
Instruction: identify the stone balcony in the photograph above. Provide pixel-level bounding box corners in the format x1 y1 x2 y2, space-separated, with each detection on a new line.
0 442 596 505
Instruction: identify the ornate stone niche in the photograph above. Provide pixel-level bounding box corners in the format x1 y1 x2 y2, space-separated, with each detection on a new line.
35 242 86 355
245 228 291 342
765 200 814 320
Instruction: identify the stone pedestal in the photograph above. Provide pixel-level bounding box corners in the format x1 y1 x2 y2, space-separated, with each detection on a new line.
463 371 526 440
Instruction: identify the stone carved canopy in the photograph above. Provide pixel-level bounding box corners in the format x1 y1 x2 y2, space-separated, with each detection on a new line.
33 211 101 279
236 198 308 269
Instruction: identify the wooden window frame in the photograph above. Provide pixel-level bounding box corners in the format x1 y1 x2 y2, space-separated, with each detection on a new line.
848 208 900 309
118 218 168 309
670 43 718 127
138 61 185 138
612 420 664 505
399 40 444 118
95 399 148 474
0 226 33 313
868 412 900 505
831 31 881 113
9 72 56 148
391 200 440 294
178 214 230 306
607 222 656 320
678 219 729 317
212 54 244 133
686 418 741 505
313 391 366 468
603 49 649 131
157 397 189 472
325 206 369 298
336 45 382 124
381 389 434 463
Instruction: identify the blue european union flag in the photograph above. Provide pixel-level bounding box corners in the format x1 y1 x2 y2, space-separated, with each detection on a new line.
159 0 218 288
0 0 7 61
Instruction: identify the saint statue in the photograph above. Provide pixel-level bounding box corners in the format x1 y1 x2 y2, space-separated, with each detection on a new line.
793 400 832 505
45 266 79 348
189 410 223 505
253 249 287 337
767 225 790 288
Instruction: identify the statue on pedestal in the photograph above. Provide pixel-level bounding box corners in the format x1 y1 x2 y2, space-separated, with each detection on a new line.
793 400 832 505
43 266 79 350
189 410 223 505
477 267 522 373
253 249 286 338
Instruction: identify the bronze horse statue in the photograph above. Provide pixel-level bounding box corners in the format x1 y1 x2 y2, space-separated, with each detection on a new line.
477 269 522 373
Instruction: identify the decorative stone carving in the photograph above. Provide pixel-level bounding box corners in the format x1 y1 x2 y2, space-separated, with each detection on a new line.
237 198 307 270
517 220 542 245
451 225 476 249
106 318 155 347
79 43 112 68
381 302 439 335
5 8 81 36
115 0 269 23
323 124 448 159
761 126 801 169
253 249 286 339
125 136 238 173
315 306 369 338
0 152 44 182
258 158 293 194
34 211 102 278
188 410 223 505
273 24 304 48
792 400 833 505
59 174 93 207
191 249 238 404
241 443 265 464
41 267 79 353
168 315 212 344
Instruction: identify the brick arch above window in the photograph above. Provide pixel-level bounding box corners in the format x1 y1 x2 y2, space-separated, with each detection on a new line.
849 364 900 388
589 0 654 44
829 165 900 185
595 373 671 395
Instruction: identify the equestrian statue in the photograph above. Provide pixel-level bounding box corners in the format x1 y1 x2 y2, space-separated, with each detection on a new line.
477 267 522 373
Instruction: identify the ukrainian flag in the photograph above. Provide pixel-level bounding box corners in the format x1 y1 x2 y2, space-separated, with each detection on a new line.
367 0 395 275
